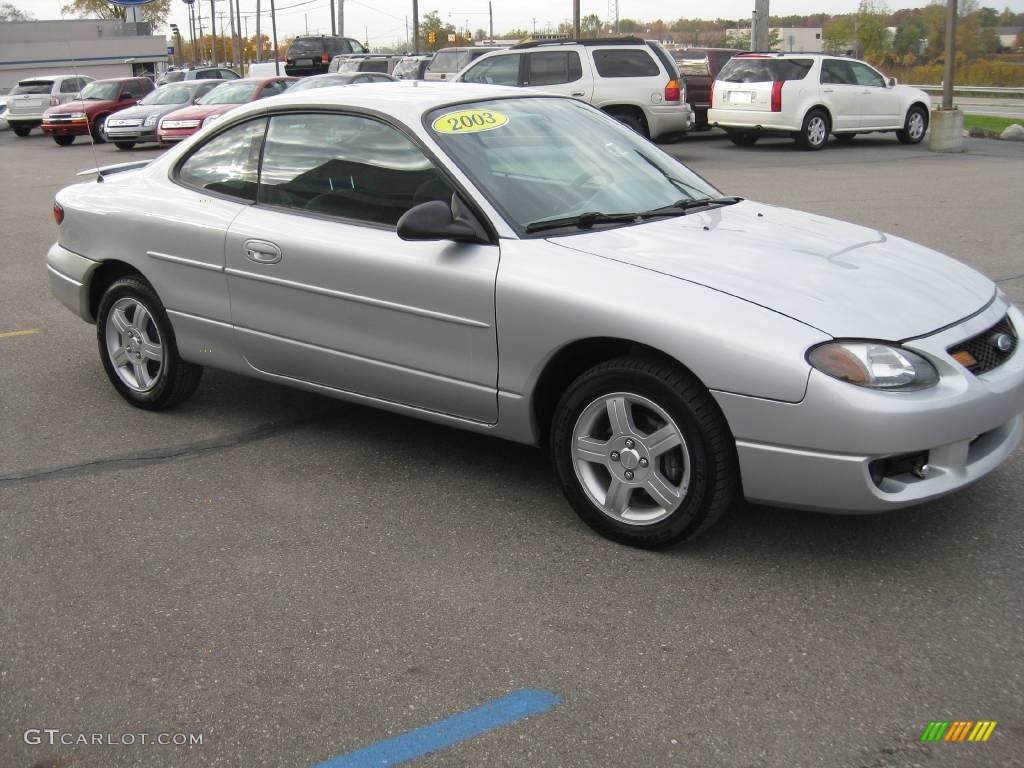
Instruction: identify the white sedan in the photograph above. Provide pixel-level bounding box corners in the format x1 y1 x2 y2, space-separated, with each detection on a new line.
708 52 932 149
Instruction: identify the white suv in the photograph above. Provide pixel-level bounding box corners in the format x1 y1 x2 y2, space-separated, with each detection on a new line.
6 74 94 136
457 38 693 141
707 53 931 150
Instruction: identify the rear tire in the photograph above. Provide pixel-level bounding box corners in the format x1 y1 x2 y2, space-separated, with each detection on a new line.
11 124 32 137
115 141 136 151
610 111 649 138
96 277 203 410
550 356 738 548
897 105 928 144
90 114 107 144
53 135 75 146
797 108 830 150
727 130 759 147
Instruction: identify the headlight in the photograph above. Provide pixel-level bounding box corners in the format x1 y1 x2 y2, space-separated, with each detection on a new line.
69 112 87 119
203 114 223 127
807 341 939 391
144 114 158 127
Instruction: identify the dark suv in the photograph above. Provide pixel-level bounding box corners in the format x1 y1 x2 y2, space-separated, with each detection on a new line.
286 36 367 76
671 47 743 129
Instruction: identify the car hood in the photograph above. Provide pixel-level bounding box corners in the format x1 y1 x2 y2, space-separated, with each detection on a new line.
552 201 995 340
47 99 121 115
164 103 241 121
114 103 187 119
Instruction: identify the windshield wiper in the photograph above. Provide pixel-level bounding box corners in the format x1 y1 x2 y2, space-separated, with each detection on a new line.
639 196 743 219
525 211 639 234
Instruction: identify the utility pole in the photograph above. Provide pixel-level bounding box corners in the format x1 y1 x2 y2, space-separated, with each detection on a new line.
573 0 580 38
270 0 280 74
488 1 493 42
228 0 237 66
338 0 344 36
235 0 243 71
942 0 957 110
330 0 336 35
412 0 419 54
930 0 963 151
752 0 770 51
255 0 262 62
209 0 217 62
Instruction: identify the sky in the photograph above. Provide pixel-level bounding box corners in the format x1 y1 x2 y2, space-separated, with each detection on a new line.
11 0 1024 49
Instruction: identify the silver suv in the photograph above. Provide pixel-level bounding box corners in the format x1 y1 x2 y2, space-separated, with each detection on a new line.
6 74 94 136
458 38 692 141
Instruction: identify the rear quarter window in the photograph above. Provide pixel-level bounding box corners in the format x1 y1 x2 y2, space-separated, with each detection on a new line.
717 57 813 83
592 49 660 78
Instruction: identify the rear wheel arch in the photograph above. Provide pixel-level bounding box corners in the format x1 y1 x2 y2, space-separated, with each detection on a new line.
88 260 149 322
602 105 650 137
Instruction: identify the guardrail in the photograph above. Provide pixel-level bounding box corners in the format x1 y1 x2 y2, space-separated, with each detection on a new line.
909 84 1024 97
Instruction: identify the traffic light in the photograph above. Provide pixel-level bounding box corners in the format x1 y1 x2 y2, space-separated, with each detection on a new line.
427 31 437 46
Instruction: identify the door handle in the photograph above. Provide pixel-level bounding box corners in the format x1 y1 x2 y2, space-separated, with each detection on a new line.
571 91 585 97
244 239 282 264
822 88 834 93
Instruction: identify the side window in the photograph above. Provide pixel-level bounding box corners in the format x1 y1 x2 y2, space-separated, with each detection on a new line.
258 113 454 227
221 69 240 80
592 49 660 78
259 81 289 97
177 118 266 202
60 79 78 94
821 60 855 85
527 52 583 86
461 54 521 86
850 62 886 88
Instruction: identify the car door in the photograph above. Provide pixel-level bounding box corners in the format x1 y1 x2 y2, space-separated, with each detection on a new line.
849 61 902 129
224 111 500 423
523 51 591 100
819 59 862 130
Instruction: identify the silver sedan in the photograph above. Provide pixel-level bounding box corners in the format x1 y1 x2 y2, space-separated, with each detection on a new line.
47 83 1023 547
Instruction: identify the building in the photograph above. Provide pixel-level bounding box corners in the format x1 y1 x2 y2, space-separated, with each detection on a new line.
772 28 824 53
0 20 169 90
995 26 1022 50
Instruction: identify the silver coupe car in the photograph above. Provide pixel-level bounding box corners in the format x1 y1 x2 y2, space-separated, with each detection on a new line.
47 82 1023 547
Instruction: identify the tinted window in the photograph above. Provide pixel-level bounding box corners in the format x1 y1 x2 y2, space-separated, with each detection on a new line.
850 61 886 87
821 59 857 85
289 39 325 56
60 79 80 93
197 69 222 79
13 81 55 95
177 118 266 201
123 80 147 98
80 82 121 100
592 49 659 78
718 57 812 83
219 69 240 80
462 54 521 86
527 52 582 85
258 113 454 227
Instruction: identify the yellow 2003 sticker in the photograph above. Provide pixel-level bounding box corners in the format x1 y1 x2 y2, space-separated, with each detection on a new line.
432 109 509 134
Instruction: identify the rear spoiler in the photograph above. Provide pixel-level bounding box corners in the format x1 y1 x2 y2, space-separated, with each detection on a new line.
76 159 152 182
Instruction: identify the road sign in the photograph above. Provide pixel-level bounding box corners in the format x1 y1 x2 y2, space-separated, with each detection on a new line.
182 0 195 5
447 33 456 42
109 0 159 6
167 46 175 55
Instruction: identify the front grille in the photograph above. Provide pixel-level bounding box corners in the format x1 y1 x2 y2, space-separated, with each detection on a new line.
948 315 1017 375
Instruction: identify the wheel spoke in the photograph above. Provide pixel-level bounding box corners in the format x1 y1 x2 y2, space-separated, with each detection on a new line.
132 361 151 389
111 308 130 334
110 346 130 367
645 473 683 511
645 425 681 457
606 396 636 437
139 340 163 363
132 302 152 333
604 477 632 515
574 435 609 464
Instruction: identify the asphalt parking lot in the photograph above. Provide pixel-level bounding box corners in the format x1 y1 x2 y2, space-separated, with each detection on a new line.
2 125 1023 768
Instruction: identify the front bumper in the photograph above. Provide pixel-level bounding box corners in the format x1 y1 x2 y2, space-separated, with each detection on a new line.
105 126 158 143
645 103 694 138
47 243 98 322
42 119 90 136
158 127 199 145
715 300 1024 512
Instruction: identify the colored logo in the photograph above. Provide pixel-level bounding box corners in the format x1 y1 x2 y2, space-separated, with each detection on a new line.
920 721 997 742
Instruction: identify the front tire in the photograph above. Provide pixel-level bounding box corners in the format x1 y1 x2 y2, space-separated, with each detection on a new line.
115 141 136 151
96 277 203 410
551 357 738 548
797 108 830 150
897 105 928 144
90 114 107 144
53 135 75 146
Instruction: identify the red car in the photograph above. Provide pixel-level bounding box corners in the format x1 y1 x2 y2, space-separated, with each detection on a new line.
157 76 295 146
41 77 154 146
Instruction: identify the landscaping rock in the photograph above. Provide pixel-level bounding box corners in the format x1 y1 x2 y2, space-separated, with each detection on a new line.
1001 123 1024 141
968 127 988 138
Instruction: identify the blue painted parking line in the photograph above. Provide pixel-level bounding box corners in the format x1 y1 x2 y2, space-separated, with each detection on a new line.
309 688 560 768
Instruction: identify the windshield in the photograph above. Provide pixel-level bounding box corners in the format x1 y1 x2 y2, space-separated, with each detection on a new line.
161 71 186 83
289 75 357 92
141 83 198 105
199 81 259 104
429 50 471 73
428 97 720 236
13 81 54 95
80 82 121 100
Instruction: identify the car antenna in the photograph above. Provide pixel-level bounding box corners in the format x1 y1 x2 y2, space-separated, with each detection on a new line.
69 54 104 180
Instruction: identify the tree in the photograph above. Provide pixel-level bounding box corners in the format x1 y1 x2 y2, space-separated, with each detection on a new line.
61 0 171 26
893 16 926 57
618 18 640 34
856 0 892 62
419 11 464 49
0 1 32 21
822 16 856 53
581 13 601 38
977 6 1000 26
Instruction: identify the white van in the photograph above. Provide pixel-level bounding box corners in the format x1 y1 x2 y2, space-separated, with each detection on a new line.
246 61 288 78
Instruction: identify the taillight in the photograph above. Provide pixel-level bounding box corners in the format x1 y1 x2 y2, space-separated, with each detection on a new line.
49 95 59 106
771 80 783 112
709 80 715 109
664 79 680 102
53 202 64 225
321 52 329 63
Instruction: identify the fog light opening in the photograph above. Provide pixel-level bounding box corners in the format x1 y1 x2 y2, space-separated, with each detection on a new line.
869 452 931 488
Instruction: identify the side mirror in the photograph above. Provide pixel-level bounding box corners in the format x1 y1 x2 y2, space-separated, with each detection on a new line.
397 196 487 243
888 77 897 87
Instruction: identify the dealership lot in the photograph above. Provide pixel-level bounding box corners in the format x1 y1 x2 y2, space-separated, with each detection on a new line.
2 127 1023 767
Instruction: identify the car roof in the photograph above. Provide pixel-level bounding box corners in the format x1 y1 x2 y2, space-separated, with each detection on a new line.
227 80 530 123
20 74 86 82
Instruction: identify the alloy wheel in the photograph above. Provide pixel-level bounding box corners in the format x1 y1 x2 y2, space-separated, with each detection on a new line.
104 297 164 392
